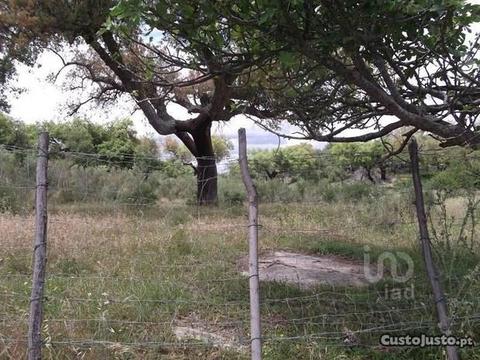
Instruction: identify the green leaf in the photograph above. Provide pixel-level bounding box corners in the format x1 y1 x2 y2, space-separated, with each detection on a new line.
279 51 296 68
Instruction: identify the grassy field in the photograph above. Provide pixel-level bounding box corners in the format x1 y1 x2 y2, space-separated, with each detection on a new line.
0 193 479 359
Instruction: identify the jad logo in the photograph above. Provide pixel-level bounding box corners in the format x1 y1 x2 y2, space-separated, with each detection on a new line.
363 246 415 300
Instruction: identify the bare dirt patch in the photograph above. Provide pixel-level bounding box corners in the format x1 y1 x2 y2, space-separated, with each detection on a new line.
173 314 246 352
240 250 372 289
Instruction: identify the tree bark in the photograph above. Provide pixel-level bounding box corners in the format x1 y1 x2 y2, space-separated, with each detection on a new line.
379 164 387 181
365 167 376 184
238 128 262 360
409 139 459 360
28 132 49 360
192 121 218 205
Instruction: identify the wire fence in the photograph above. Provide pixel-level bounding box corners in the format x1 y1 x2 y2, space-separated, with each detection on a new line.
0 137 480 359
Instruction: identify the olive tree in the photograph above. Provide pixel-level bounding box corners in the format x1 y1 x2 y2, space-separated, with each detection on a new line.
218 0 480 151
3 0 262 204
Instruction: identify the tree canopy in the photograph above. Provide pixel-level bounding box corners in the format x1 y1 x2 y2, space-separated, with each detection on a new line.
98 0 480 149
0 114 162 169
213 0 480 149
248 143 318 181
0 112 34 147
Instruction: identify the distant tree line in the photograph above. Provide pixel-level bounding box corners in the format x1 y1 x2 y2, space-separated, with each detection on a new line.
0 113 233 176
2 112 480 212
237 136 480 191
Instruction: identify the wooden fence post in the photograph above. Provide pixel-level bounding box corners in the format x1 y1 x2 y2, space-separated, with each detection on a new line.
28 132 49 360
409 138 459 360
238 128 262 360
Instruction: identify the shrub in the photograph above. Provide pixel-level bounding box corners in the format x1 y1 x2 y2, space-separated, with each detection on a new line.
339 182 378 201
119 177 159 205
155 172 196 202
222 190 244 205
255 179 303 202
218 175 245 205
0 186 25 213
320 184 337 202
0 150 36 213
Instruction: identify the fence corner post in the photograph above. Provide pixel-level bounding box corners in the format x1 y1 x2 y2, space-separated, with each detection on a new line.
238 128 262 360
28 132 49 360
409 138 459 360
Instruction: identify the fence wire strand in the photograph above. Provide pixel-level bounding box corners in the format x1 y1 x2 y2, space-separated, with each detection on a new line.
1 142 480 356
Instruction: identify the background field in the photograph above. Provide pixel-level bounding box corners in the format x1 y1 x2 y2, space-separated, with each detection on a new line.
1 144 480 359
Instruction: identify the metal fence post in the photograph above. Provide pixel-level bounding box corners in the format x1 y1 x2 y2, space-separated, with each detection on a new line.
238 128 262 360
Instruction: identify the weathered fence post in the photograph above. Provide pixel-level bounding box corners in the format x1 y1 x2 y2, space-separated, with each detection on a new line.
238 128 262 360
28 132 49 360
409 138 459 360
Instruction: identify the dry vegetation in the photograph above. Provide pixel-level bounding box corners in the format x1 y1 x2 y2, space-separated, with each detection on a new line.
0 196 479 359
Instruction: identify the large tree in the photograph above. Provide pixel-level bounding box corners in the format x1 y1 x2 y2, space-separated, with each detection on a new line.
211 0 480 151
5 0 480 204
2 0 265 204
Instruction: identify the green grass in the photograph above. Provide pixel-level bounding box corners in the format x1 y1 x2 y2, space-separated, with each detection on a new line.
0 198 479 359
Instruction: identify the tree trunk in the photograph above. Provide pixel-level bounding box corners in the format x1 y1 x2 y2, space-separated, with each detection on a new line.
365 167 376 184
379 164 387 181
192 122 218 205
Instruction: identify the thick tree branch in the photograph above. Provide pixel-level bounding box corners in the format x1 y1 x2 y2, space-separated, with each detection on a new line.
325 57 478 147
